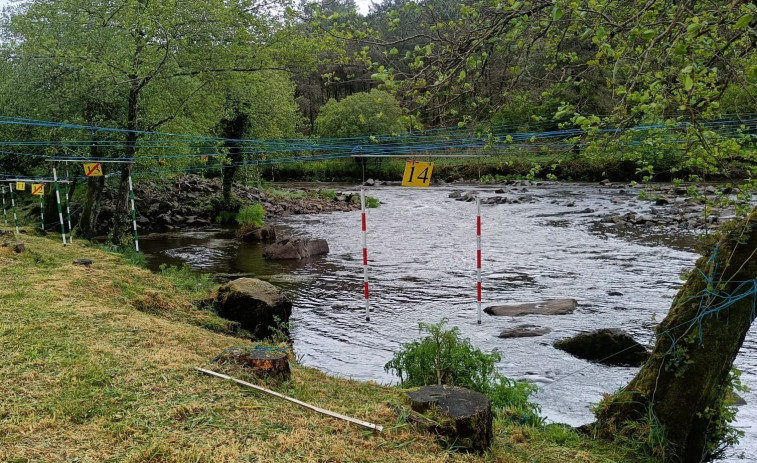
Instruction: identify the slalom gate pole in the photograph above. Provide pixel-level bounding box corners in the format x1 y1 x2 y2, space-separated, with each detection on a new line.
2 186 7 224
128 174 139 252
9 183 18 234
476 195 482 324
52 167 66 246
65 162 73 243
40 195 44 231
360 188 370 321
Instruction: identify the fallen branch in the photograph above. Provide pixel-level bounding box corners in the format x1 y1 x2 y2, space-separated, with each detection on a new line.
194 367 384 432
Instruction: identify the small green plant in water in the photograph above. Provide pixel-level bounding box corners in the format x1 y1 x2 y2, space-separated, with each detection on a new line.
215 210 237 224
366 196 380 208
385 319 541 424
319 189 337 200
236 204 265 228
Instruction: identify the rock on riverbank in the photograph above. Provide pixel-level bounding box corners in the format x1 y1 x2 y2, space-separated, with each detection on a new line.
84 175 361 234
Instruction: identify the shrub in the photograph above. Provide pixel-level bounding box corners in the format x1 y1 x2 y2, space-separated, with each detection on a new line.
320 189 337 200
385 319 542 424
236 204 265 228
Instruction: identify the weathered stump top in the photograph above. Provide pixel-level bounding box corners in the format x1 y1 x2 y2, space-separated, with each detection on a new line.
407 385 491 420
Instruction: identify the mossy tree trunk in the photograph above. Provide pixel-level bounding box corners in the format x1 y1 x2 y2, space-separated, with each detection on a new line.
596 207 757 462
78 176 105 240
220 107 249 205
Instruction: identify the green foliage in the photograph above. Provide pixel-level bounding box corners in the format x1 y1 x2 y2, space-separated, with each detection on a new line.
366 196 380 208
215 211 237 225
236 204 265 228
315 89 406 138
319 189 337 200
94 242 146 269
158 263 214 297
385 320 541 424
266 315 295 345
702 368 747 460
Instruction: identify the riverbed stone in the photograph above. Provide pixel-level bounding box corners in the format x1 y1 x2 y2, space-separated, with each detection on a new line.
212 278 292 339
554 328 650 366
485 298 577 317
263 237 329 260
239 224 276 243
406 385 493 453
498 324 552 338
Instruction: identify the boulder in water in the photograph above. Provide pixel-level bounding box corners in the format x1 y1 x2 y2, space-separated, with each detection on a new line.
485 298 577 317
498 324 552 338
212 278 292 339
554 328 650 366
263 237 329 260
239 224 276 243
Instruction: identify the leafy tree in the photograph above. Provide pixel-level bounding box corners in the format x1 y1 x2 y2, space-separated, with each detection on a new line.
315 89 405 137
1 0 298 242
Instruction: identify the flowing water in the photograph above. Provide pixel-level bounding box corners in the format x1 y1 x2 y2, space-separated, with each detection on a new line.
140 183 757 461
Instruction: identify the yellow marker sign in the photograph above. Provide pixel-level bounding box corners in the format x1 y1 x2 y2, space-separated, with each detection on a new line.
15 182 26 191
84 163 103 177
402 161 434 187
31 184 45 196
201 156 209 162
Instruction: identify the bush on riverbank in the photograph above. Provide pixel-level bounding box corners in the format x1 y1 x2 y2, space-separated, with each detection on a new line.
385 320 542 426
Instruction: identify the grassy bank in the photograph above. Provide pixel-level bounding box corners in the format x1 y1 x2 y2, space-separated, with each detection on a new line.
1 230 655 462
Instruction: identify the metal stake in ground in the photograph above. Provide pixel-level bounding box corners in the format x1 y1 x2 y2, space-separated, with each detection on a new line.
476 195 482 325
360 188 370 321
65 162 73 244
128 174 139 252
8 183 18 234
2 186 7 224
52 167 66 246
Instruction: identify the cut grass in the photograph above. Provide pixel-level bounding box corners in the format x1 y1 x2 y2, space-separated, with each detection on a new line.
0 229 657 462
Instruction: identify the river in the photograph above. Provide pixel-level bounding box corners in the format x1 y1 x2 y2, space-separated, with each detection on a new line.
139 183 756 461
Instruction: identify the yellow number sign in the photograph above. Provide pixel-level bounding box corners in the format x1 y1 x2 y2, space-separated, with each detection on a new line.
31 184 45 196
402 161 434 187
15 182 25 191
84 163 103 177
201 156 209 162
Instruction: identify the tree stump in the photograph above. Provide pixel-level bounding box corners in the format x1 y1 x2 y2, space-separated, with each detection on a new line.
3 241 24 253
212 346 291 381
406 385 492 453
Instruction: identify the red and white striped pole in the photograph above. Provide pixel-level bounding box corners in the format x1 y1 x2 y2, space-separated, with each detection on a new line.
476 195 482 324
360 188 370 321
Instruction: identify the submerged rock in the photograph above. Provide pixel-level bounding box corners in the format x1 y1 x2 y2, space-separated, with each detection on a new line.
263 237 329 260
212 278 292 339
485 298 577 317
406 385 492 453
498 324 552 338
238 224 276 243
554 328 650 366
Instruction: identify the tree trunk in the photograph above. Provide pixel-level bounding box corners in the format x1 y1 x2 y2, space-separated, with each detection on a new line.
220 112 247 204
78 176 105 240
222 142 241 204
112 81 140 245
595 206 757 462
